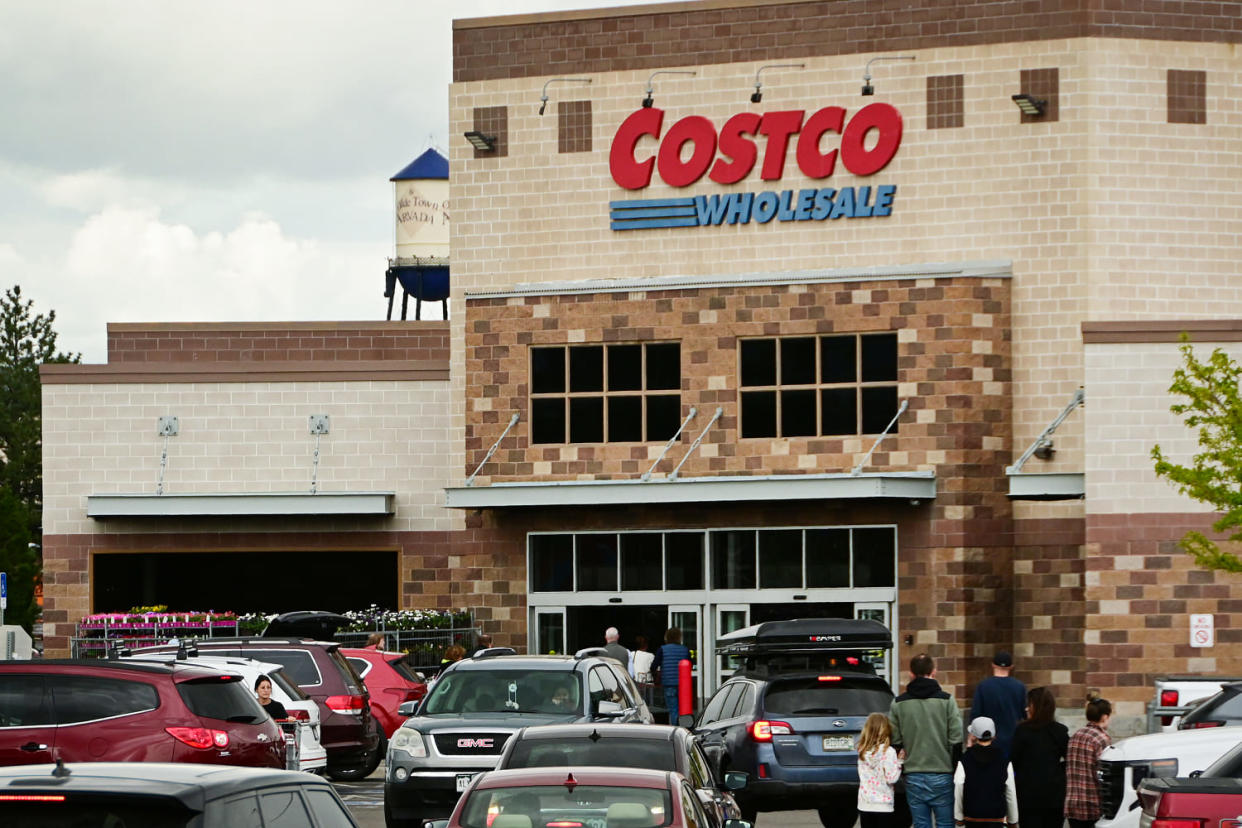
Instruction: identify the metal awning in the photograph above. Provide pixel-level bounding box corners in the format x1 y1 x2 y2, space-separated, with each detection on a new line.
1006 473 1085 500
87 492 396 518
445 471 935 509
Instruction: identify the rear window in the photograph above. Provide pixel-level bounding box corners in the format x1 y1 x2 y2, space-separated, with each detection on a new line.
178 676 266 723
52 675 160 724
0 674 53 727
424 669 577 715
506 738 675 771
243 650 322 688
388 656 423 683
327 649 363 694
0 796 194 827
270 669 309 702
461 785 672 828
763 677 892 717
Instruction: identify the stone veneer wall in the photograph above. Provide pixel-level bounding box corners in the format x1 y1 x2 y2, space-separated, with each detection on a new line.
465 274 1014 697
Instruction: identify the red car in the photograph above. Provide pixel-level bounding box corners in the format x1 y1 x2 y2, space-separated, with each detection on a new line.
343 647 428 738
0 659 284 768
442 766 750 828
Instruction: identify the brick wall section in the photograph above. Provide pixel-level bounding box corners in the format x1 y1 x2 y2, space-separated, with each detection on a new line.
1085 513 1242 722
1014 517 1087 699
466 275 1014 699
106 322 449 364
453 0 1242 83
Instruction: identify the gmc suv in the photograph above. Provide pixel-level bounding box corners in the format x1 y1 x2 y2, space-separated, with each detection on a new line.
383 651 653 828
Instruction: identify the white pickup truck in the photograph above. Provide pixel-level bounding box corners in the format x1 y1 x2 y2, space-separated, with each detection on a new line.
1097 725 1242 828
1148 676 1242 731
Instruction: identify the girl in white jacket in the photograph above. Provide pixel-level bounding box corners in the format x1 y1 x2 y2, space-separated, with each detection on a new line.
857 712 905 828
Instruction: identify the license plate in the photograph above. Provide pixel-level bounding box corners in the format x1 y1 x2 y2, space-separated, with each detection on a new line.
823 735 854 751
455 773 476 792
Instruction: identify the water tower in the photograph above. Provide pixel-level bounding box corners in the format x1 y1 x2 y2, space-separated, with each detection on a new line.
384 147 449 320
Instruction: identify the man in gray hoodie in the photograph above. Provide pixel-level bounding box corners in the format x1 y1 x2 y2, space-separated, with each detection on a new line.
889 653 965 828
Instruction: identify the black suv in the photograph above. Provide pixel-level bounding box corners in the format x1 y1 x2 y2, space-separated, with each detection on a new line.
384 651 653 828
689 619 895 828
133 636 381 781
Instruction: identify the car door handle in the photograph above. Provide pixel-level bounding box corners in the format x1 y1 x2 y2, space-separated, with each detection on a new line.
21 742 48 751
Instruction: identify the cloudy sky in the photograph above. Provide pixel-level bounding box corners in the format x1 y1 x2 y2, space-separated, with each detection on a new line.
0 0 654 363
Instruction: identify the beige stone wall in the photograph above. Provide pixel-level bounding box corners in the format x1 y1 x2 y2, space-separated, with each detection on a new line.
41 380 457 536
447 38 1242 497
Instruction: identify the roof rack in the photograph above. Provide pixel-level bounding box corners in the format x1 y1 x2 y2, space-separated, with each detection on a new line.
574 647 611 660
472 647 518 659
715 618 892 656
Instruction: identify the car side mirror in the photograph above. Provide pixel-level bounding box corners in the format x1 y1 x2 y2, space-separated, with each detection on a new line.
678 713 696 728
423 820 450 828
398 700 420 717
723 771 748 791
1189 769 1202 778
724 820 754 828
596 700 624 718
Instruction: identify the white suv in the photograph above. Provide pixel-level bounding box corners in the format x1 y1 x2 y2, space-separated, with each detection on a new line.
1097 726 1242 828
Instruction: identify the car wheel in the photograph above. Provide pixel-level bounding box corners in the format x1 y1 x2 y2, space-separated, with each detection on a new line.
328 742 384 782
817 801 858 828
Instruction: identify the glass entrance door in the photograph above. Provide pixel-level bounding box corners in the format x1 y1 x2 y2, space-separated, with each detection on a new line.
855 602 892 687
667 605 701 714
534 607 566 655
714 604 749 688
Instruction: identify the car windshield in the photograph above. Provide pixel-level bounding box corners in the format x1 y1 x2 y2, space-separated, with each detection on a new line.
177 676 267 723
270 668 309 701
763 677 892 716
424 670 579 715
460 784 672 828
506 739 676 771
0 798 195 827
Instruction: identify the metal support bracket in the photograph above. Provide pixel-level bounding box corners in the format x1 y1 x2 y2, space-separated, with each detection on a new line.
466 413 520 487
851 399 909 477
309 415 330 435
308 415 330 494
155 416 178 495
157 416 179 437
642 407 697 481
669 407 723 481
1006 387 1085 474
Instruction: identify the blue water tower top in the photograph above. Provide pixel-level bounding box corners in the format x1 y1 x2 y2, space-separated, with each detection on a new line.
390 148 448 181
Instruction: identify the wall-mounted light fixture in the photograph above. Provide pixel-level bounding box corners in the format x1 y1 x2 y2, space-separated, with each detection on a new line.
463 130 496 152
861 55 916 96
642 69 697 108
1011 93 1047 116
750 63 806 103
1033 439 1055 460
539 77 593 115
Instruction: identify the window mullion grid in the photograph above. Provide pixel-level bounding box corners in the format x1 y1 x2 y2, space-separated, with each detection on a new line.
800 528 807 589
847 528 855 588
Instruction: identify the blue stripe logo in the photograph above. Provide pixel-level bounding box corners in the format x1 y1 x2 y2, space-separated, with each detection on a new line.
609 186 896 231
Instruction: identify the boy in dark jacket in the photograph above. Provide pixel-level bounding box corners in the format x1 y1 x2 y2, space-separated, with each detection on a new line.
954 717 1019 827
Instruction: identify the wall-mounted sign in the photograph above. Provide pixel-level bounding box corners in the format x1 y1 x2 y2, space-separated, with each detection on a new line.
608 103 902 232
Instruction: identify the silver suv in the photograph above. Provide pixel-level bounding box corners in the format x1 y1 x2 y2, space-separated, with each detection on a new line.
383 651 652 828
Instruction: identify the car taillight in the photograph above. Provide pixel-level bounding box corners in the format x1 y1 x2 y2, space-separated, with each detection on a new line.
326 694 366 714
751 720 793 741
0 794 67 802
1184 720 1224 728
818 675 843 682
286 708 311 722
166 727 230 750
1153 820 1202 828
1161 690 1179 707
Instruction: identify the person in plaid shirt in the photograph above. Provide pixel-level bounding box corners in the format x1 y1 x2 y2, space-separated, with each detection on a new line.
1064 697 1112 828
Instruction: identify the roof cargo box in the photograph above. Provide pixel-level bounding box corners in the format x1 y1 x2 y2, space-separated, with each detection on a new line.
715 618 892 677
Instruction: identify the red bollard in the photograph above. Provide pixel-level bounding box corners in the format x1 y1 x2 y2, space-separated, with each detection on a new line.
678 658 692 722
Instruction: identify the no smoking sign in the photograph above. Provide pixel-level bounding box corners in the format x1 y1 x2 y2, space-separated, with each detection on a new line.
1190 613 1215 648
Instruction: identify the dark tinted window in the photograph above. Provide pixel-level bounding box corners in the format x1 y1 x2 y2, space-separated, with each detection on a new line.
570 346 604 392
304 789 355 828
781 389 817 436
647 343 680 390
820 336 856 383
729 685 756 719
270 669 310 701
861 333 898 382
569 397 604 443
424 668 578 715
259 789 311 828
387 657 423 683
665 533 704 590
609 344 642 390
1 798 194 827
806 529 850 588
212 793 262 828
700 683 741 726
460 785 672 828
531 348 565 394
531 398 566 444
780 338 816 385
576 534 618 591
609 396 642 442
740 339 776 386
177 676 265 723
711 531 755 590
530 534 573 592
758 529 802 588
52 675 159 724
507 737 675 770
327 649 364 694
646 394 681 440
0 674 52 727
853 527 896 587
242 650 322 688
621 533 663 591
763 677 892 717
740 390 776 437
861 386 899 434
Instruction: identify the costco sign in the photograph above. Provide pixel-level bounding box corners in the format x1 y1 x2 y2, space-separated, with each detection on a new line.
608 103 902 231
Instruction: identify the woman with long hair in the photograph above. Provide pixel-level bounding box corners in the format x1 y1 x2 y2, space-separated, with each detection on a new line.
1010 686 1070 828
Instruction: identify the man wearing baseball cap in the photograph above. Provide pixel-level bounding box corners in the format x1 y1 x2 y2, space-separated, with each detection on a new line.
969 650 1027 759
954 717 1019 827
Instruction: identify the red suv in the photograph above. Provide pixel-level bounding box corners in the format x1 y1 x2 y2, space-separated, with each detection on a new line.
342 647 427 739
0 659 284 768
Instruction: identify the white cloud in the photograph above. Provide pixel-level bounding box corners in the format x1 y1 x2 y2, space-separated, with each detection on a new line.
0 243 20 268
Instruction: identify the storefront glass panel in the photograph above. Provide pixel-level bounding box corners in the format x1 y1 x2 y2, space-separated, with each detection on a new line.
665 532 704 590
758 529 802 588
530 534 573 591
621 533 663 591
711 531 756 589
575 533 618 591
805 528 851 587
853 527 896 587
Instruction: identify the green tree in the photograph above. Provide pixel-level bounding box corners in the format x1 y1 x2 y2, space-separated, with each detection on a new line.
1152 338 1242 572
0 285 80 631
